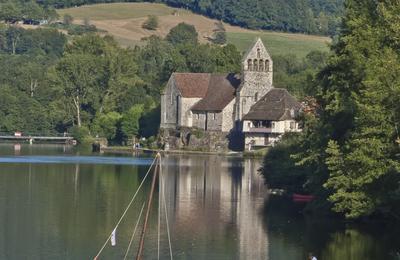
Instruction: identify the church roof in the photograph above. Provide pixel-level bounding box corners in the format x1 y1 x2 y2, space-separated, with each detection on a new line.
191 73 241 111
243 88 302 121
172 73 211 98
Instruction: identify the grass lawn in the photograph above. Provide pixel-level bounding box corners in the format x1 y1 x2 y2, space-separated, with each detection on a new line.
227 32 330 58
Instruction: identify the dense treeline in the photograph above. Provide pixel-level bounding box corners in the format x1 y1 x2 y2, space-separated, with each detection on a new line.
0 20 323 144
262 0 400 220
0 0 58 23
0 23 244 143
34 0 343 35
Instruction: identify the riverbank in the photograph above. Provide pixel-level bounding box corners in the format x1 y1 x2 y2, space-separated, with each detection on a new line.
100 146 268 157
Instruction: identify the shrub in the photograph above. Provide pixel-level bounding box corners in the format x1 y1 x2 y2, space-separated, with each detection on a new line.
70 125 92 144
142 15 158 30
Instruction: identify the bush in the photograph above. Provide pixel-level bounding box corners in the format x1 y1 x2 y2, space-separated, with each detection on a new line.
67 24 97 35
212 31 227 45
63 14 73 25
70 125 92 144
142 15 158 30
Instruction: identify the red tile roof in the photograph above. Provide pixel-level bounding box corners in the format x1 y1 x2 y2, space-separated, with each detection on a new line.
173 73 211 98
191 74 241 111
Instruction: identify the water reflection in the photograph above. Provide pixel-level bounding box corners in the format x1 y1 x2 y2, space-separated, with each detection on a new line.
0 145 399 259
162 155 268 259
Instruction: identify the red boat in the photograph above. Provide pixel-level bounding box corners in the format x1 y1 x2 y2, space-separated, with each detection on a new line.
292 193 315 202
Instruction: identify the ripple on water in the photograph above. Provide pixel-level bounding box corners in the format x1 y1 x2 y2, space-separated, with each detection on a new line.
0 156 154 165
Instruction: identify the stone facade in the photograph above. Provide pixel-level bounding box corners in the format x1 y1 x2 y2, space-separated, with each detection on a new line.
235 38 273 123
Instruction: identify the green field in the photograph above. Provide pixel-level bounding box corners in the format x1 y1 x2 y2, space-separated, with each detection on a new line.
227 32 330 58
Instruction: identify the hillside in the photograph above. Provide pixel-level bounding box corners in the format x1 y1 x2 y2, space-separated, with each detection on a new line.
43 0 344 35
57 3 331 58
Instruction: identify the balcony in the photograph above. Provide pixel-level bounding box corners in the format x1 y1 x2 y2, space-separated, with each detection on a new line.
246 127 273 133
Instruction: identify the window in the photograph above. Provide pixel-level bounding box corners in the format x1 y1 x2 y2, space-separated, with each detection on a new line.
170 92 173 105
253 59 258 71
265 60 270 72
254 92 259 102
272 122 275 128
212 113 216 120
247 59 253 71
290 109 295 118
248 122 251 128
257 48 261 58
290 122 295 130
259 59 264 71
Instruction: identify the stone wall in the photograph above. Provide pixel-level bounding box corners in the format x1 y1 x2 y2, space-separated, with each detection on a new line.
160 77 178 129
222 100 235 132
159 127 231 152
161 78 200 129
181 97 201 127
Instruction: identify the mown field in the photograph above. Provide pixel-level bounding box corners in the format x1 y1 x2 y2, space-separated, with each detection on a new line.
57 3 331 58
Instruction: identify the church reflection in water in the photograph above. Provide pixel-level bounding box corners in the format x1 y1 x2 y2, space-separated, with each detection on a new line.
161 154 269 259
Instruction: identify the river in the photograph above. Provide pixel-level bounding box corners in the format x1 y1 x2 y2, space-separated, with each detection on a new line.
0 144 399 259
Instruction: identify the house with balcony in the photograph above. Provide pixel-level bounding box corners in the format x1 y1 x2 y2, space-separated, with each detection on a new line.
242 88 302 150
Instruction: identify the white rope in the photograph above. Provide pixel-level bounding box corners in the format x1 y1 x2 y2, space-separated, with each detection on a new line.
93 155 159 260
161 155 173 260
123 201 146 260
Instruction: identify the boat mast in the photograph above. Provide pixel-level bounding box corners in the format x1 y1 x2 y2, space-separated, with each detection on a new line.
136 153 160 260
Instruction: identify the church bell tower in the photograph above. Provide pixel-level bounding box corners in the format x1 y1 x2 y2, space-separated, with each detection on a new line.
235 38 273 122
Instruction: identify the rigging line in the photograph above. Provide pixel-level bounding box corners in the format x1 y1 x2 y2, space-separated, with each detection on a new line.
161 155 173 260
123 201 146 260
93 154 159 260
158 155 161 260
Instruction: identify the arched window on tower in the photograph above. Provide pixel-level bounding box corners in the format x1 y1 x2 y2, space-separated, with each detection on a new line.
259 59 264 71
257 48 261 58
265 60 270 72
254 92 259 102
253 59 258 71
247 59 253 71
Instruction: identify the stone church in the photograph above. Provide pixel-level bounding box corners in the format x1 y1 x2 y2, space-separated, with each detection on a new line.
160 38 302 151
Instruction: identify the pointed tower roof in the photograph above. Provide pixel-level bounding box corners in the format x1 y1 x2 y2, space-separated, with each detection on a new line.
242 37 272 62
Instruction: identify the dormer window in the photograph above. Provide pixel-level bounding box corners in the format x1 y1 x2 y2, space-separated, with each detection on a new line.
257 48 261 58
254 92 258 102
247 59 253 71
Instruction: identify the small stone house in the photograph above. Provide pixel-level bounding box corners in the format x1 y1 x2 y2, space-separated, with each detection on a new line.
160 38 302 151
242 88 302 150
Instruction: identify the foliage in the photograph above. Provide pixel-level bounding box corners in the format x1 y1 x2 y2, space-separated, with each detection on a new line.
166 23 198 45
212 21 227 45
0 0 57 23
121 104 144 139
213 31 227 45
92 112 122 140
70 125 91 144
142 15 159 31
262 0 400 219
